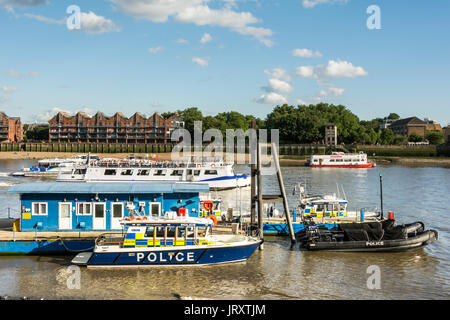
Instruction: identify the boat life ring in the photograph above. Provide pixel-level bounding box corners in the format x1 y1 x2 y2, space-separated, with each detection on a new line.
203 200 213 211
196 164 202 168
211 163 216 167
207 214 218 226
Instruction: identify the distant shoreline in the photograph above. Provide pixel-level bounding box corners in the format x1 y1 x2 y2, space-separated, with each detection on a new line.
0 151 449 168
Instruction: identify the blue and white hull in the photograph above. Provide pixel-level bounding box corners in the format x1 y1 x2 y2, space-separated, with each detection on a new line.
73 238 262 267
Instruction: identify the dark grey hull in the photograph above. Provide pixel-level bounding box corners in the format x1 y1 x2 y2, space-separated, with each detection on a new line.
302 230 438 252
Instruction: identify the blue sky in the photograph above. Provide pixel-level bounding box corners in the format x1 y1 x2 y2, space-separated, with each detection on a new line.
0 0 449 125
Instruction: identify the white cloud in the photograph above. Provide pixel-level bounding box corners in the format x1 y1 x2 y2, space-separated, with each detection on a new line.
36 107 96 122
256 92 288 105
1 86 17 93
291 48 322 58
265 78 293 93
176 38 189 44
0 0 48 10
192 57 209 67
319 87 344 97
296 66 317 79
110 0 273 46
4 70 39 78
264 68 291 82
296 98 308 105
75 11 121 34
302 0 349 8
324 60 368 78
147 46 163 53
200 32 212 43
296 60 368 79
23 13 64 24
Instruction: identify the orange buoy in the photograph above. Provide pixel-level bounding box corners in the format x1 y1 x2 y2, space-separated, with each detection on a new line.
203 200 213 211
206 214 217 226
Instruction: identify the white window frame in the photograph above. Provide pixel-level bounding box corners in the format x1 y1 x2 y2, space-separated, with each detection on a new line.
77 202 93 216
149 202 161 217
111 202 124 219
32 202 48 216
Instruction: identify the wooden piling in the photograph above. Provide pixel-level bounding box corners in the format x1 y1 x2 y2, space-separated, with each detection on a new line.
250 120 257 227
257 142 264 250
271 142 296 243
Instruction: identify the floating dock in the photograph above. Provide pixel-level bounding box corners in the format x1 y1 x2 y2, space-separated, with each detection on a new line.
0 224 239 255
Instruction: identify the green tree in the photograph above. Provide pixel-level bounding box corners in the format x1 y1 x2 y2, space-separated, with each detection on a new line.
393 135 408 145
177 107 203 135
387 113 400 120
380 129 394 145
425 131 445 145
408 133 423 143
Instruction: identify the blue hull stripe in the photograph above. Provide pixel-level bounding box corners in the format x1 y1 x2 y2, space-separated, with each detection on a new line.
87 243 260 266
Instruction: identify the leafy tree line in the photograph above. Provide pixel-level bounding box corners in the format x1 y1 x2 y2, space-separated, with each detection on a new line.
176 105 445 145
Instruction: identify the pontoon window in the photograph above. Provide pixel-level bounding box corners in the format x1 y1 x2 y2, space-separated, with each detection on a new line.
77 203 92 215
32 202 48 215
154 169 167 176
74 169 86 175
171 170 184 176
104 169 117 176
137 169 150 176
121 169 134 176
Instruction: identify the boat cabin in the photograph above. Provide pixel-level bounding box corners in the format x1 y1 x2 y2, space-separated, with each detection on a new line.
101 217 215 250
7 182 210 232
301 196 348 218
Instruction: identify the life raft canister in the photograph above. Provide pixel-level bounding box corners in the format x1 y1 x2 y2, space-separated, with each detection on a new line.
207 214 218 226
178 207 186 217
203 200 213 211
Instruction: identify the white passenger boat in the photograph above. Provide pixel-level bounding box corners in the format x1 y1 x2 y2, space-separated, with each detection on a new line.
305 152 375 168
57 157 251 190
71 215 262 267
11 154 100 177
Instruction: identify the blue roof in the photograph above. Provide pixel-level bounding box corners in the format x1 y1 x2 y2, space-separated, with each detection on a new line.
7 182 210 194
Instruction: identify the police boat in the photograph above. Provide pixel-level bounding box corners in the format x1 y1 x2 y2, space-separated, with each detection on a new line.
72 213 262 267
297 214 438 252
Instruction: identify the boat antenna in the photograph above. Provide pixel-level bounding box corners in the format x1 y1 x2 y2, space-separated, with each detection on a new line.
336 182 340 199
341 185 347 201
379 173 384 219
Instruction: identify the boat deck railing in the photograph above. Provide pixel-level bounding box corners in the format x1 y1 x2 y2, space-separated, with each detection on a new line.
95 232 125 247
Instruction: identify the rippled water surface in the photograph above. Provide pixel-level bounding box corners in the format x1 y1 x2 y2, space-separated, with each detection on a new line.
0 160 448 299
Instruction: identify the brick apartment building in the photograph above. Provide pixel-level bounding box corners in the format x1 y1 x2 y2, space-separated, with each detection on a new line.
48 111 184 143
0 111 23 143
389 117 427 138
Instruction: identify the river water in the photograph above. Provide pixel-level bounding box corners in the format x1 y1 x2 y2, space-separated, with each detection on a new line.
0 160 448 300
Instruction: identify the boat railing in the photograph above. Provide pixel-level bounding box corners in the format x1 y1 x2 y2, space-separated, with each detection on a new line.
95 232 125 247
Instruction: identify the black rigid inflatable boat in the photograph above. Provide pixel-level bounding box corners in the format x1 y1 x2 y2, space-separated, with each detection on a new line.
297 218 438 252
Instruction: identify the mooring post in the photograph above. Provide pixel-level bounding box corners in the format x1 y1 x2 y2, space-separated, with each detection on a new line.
250 120 257 230
257 141 264 250
379 174 384 220
271 142 296 243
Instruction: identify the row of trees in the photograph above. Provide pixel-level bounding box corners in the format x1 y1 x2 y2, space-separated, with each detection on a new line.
176 104 446 145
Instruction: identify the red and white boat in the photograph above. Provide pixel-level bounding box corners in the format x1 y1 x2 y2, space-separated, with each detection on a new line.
305 152 375 168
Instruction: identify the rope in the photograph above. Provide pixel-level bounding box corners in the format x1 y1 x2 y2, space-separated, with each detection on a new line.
56 236 95 253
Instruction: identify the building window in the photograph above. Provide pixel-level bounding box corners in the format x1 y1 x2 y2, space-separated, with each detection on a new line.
77 203 92 215
32 202 48 215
